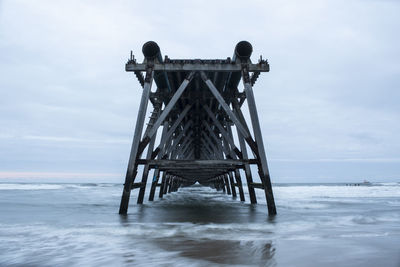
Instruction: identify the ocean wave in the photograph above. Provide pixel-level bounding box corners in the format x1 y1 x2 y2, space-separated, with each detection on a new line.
0 184 64 190
0 183 119 191
373 182 400 186
339 232 389 238
272 185 400 199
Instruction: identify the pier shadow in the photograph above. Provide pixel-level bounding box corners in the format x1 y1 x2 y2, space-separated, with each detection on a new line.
118 187 277 266
120 188 274 224
156 238 276 266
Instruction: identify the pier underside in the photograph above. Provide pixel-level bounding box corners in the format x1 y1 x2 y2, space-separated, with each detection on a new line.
119 41 277 215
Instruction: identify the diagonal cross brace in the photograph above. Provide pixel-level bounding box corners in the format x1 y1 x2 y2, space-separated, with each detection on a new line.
203 120 233 160
165 121 192 157
146 72 194 140
172 131 193 159
200 71 260 159
202 121 224 156
137 71 195 157
200 71 251 140
203 105 242 159
151 105 192 158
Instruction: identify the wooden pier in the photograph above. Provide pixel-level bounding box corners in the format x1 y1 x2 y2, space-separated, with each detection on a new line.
119 41 277 215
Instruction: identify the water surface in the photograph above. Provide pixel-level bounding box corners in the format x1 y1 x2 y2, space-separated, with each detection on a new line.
0 182 399 266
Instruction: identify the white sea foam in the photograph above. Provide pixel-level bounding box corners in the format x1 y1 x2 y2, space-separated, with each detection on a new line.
374 182 400 186
273 185 400 199
0 183 64 190
339 232 389 238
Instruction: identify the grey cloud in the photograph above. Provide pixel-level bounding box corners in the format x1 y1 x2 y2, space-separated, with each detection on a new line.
0 0 399 182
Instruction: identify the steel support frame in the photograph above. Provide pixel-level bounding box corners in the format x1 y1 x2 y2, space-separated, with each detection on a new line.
120 57 277 216
119 66 154 214
241 65 276 215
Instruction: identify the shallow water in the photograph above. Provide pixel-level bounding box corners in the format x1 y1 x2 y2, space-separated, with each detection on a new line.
0 182 399 266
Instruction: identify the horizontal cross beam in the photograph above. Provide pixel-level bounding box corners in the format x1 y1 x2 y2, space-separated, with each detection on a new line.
126 63 269 72
137 159 257 166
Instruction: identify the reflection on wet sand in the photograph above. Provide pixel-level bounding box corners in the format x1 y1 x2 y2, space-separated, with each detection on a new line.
156 238 275 265
119 188 276 265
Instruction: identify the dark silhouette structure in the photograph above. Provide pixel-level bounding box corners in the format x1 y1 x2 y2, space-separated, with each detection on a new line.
119 41 277 215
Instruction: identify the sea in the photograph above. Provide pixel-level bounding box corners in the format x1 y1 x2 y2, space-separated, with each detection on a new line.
0 182 399 267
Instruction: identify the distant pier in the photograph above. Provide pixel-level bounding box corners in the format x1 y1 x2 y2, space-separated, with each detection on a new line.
346 181 372 186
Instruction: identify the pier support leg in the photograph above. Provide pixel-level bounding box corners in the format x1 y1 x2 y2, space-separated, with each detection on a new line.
163 175 170 194
168 177 173 193
237 131 257 204
234 170 245 201
148 121 169 201
221 177 226 193
242 66 277 215
224 174 231 195
119 66 153 214
228 172 237 198
159 172 166 198
148 169 160 201
137 134 157 204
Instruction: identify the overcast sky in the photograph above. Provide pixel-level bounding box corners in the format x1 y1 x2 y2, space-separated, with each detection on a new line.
0 0 399 182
